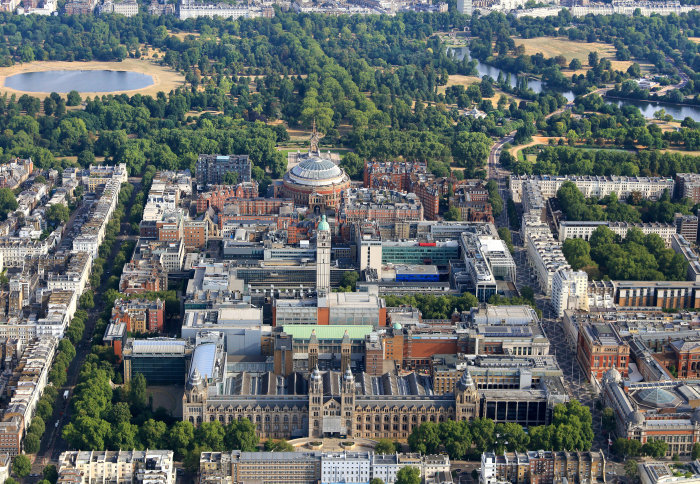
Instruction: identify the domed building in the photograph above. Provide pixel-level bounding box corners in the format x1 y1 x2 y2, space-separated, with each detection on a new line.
282 127 350 214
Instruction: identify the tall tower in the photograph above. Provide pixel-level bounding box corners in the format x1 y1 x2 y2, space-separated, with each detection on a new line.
308 367 323 438
316 215 331 297
457 0 472 15
341 368 356 438
308 330 319 371
340 330 351 373
455 370 479 421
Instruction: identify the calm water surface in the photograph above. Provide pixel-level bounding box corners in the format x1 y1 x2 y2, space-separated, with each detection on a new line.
450 46 700 120
4 70 154 93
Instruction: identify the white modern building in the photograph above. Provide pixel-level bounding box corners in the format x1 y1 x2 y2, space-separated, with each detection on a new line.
526 236 570 297
357 233 383 278
551 269 589 317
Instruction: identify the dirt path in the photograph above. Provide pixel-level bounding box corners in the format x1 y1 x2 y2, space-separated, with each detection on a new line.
509 136 563 157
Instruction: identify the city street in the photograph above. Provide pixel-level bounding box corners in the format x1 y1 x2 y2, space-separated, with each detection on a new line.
489 132 608 453
32 180 142 475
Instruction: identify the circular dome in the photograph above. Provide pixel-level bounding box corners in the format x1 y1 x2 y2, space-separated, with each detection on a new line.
392 322 403 330
318 215 330 232
637 388 679 408
603 367 622 385
629 410 645 425
287 155 347 187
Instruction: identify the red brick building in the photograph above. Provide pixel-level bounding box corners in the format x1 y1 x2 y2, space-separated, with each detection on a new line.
669 340 700 379
183 220 208 249
364 160 427 192
111 298 165 333
221 198 293 217
196 182 259 212
119 260 168 294
577 322 629 381
157 215 183 242
0 415 22 457
408 176 468 221
339 188 423 224
449 182 494 223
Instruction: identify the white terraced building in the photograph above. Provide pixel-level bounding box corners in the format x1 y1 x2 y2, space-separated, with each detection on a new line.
511 175 675 203
57 450 175 483
558 221 676 246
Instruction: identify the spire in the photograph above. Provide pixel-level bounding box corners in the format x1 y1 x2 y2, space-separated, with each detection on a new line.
309 120 322 154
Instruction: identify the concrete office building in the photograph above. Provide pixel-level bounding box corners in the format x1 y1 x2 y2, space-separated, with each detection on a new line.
671 234 700 282
273 292 387 327
357 232 383 278
457 0 472 15
456 230 516 301
181 306 266 355
676 213 699 244
122 338 192 384
677 173 700 204
195 154 252 189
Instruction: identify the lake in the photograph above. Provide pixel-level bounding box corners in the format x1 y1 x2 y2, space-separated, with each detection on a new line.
449 46 700 120
4 70 154 93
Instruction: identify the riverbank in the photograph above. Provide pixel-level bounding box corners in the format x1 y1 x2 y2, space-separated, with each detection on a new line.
0 58 186 98
604 93 700 109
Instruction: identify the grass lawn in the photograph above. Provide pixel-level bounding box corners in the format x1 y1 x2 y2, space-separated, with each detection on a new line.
513 37 654 75
438 74 522 105
514 37 616 64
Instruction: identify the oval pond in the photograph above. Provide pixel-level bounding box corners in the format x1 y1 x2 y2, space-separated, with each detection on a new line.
4 70 154 93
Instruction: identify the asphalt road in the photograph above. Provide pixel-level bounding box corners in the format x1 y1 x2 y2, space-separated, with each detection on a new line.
32 180 142 475
486 110 609 454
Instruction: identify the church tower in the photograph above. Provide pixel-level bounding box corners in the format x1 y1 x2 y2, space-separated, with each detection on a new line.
316 215 331 297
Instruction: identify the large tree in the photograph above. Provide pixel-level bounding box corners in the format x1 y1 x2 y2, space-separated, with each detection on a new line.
396 466 421 484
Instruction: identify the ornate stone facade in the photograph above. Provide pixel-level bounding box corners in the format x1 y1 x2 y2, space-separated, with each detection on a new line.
183 367 484 442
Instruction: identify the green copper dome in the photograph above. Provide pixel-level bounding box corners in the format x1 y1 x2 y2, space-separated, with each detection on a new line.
318 215 330 232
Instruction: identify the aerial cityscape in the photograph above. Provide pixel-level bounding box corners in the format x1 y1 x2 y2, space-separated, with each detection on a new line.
0 0 700 483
